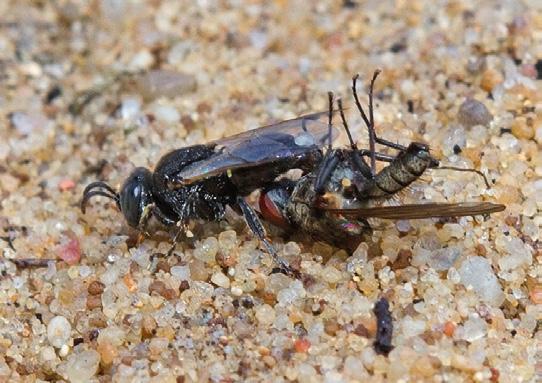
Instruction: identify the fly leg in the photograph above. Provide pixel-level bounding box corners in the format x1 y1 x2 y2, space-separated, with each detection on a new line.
236 196 299 277
337 97 373 178
314 91 343 194
352 71 408 176
315 95 395 193
357 150 395 162
314 150 341 194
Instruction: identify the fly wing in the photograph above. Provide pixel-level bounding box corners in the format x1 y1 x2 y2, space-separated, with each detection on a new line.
323 202 505 219
174 112 337 184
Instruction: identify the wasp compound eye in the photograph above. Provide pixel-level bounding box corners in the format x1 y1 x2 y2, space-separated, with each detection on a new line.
118 167 154 228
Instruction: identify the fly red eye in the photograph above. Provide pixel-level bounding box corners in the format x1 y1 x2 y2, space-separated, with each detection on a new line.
259 192 289 229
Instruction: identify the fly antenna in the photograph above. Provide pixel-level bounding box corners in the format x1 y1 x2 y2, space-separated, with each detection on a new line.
436 166 491 189
337 98 356 148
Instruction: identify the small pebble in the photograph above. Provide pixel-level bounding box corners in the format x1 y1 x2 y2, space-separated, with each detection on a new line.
189 259 210 281
149 280 168 296
40 346 56 362
456 315 487 342
193 237 218 263
120 97 141 120
88 280 105 295
56 236 81 265
511 116 535 140
427 246 460 271
218 230 237 250
529 284 542 304
231 286 243 296
59 344 70 357
10 111 44 135
97 340 117 365
255 304 275 326
136 70 197 101
210 272 230 288
170 265 191 280
58 179 76 191
129 49 154 70
443 321 456 337
65 350 100 383
458 98 493 128
47 316 71 348
322 266 343 284
294 338 311 353
480 68 503 92
152 104 180 124
458 257 504 306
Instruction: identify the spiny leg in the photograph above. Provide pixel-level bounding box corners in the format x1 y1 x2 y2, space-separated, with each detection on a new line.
357 150 395 162
166 193 198 257
337 97 373 178
314 92 341 194
369 71 406 150
166 221 187 257
352 71 408 172
236 196 298 277
314 151 341 194
327 91 334 150
315 95 397 192
352 72 377 176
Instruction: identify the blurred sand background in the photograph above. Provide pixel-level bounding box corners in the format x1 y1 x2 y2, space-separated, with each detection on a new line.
0 0 540 382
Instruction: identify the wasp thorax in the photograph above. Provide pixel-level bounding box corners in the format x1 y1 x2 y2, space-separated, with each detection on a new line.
119 167 154 228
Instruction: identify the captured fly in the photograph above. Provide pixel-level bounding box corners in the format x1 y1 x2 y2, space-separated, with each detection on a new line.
259 71 505 249
81 112 336 274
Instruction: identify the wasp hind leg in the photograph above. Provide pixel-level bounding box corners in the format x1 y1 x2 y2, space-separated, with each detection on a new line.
236 196 299 277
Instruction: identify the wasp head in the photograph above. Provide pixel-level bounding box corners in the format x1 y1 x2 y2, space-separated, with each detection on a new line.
81 167 154 228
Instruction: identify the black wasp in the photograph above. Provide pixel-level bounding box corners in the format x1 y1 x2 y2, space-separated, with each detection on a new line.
82 112 337 274
259 71 505 250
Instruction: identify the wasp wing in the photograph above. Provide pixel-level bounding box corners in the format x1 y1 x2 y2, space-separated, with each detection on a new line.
174 112 337 184
323 202 505 219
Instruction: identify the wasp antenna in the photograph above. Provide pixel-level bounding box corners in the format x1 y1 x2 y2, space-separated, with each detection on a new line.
82 181 117 196
327 91 334 150
437 166 491 189
81 182 120 213
337 98 356 148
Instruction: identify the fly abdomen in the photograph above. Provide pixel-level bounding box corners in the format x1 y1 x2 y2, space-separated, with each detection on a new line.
362 143 438 199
